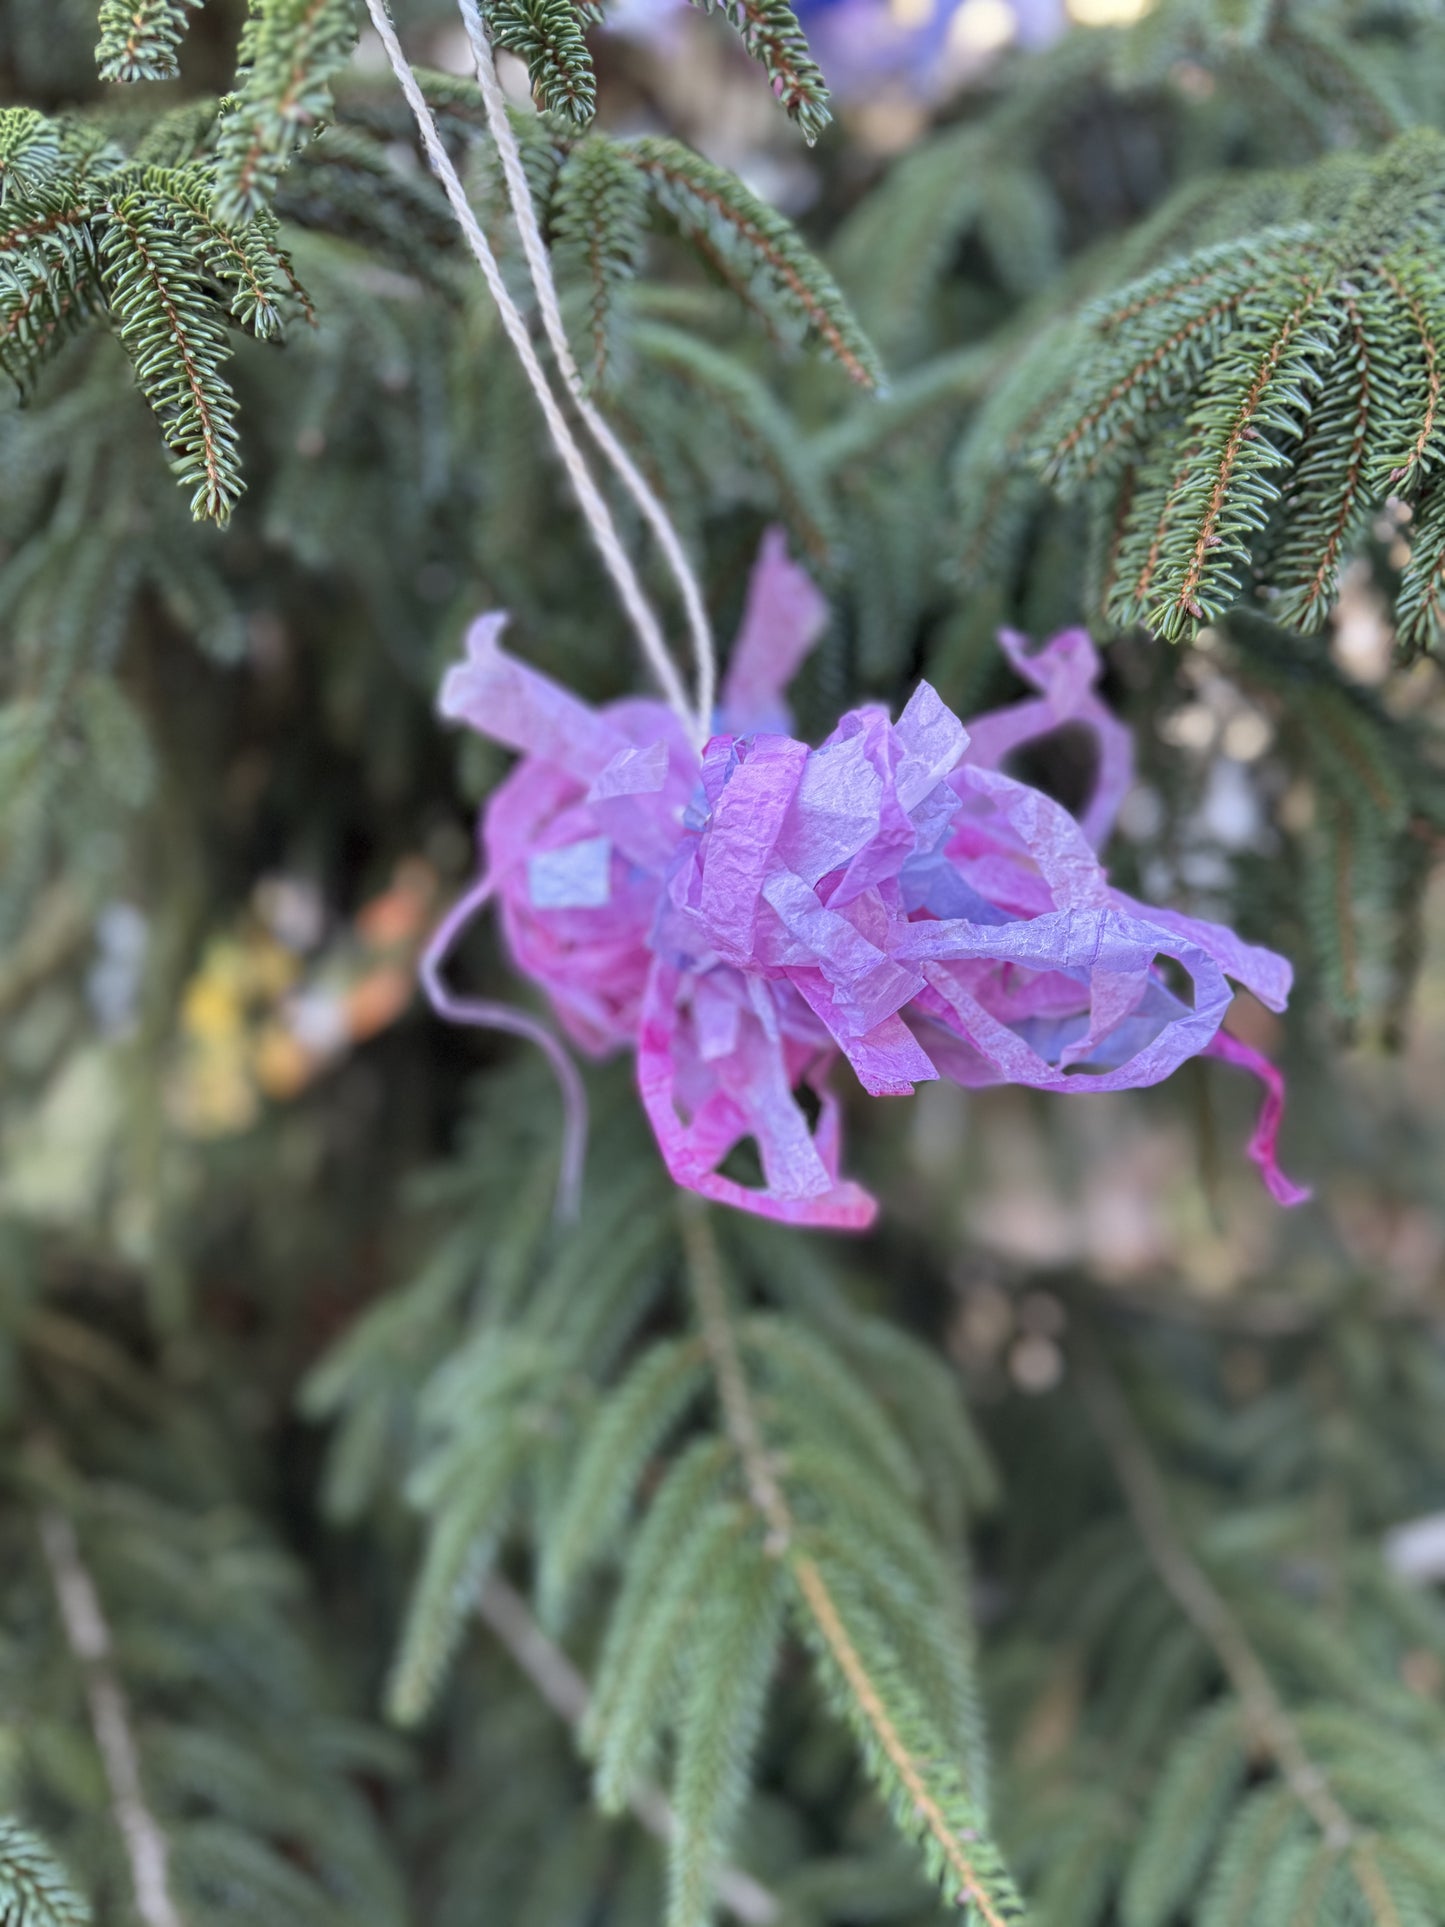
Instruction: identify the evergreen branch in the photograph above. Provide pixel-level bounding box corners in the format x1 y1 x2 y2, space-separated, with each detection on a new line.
276 126 460 292
1396 481 1445 653
1180 310 1314 569
479 0 596 125
686 0 830 146
1270 289 1379 630
790 1560 1022 1927
632 322 837 563
680 1208 791 1547
1289 677 1409 825
37 1507 185 1927
1304 297 1372 611
669 1557 784 1927
0 109 63 202
266 231 316 323
1121 1703 1249 1927
99 191 244 522
1269 13 1407 147
539 1333 709 1624
1152 289 1330 635
95 0 202 82
1077 1350 1368 1859
1093 460 1138 615
0 247 99 396
0 1819 90 1927
477 1576 780 1925
812 344 993 476
953 320 1077 590
552 135 647 386
1022 134 1445 634
829 123 981 358
387 1460 514 1726
1378 260 1445 491
627 138 881 389
141 165 299 337
0 187 95 267
1112 434 1202 622
0 185 99 392
213 0 358 224
1048 288 1247 480
1095 253 1247 335
129 100 226 169
680 1208 1021 1926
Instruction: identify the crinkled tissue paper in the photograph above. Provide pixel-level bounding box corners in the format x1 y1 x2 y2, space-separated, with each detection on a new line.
428 531 1309 1230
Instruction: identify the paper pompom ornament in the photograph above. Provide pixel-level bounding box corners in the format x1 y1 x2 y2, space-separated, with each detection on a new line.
428 532 1307 1229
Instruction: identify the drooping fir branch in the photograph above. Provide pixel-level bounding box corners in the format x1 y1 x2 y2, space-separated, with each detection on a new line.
678 1209 1022 1927
627 138 882 389
0 1819 91 1927
477 1576 781 1925
0 185 103 396
628 321 838 562
142 166 296 338
0 109 63 203
1217 613 1431 1034
552 135 647 387
1113 0 1410 145
95 0 204 83
462 0 827 138
0 108 313 518
212 0 359 224
686 0 830 146
480 0 597 124
329 1085 1004 1925
1078 1347 1437 1924
405 73 878 388
99 190 245 522
1021 128 1445 642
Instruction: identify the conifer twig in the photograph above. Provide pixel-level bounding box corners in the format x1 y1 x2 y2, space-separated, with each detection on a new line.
360 0 699 740
37 1508 185 1927
459 0 717 735
1077 1345 1395 1901
476 1574 780 1924
680 1206 1015 1927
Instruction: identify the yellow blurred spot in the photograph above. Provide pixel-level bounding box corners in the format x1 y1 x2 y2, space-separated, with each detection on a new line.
182 973 245 1041
890 0 936 25
1069 0 1154 22
948 0 1015 53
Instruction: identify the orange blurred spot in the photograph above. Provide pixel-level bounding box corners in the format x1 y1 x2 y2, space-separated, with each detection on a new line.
356 859 437 950
344 965 414 1040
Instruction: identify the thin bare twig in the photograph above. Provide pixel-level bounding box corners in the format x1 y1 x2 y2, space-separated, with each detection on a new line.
0 886 90 1022
476 1575 779 1926
38 1507 185 1927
